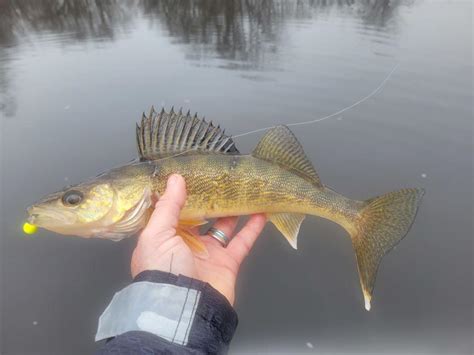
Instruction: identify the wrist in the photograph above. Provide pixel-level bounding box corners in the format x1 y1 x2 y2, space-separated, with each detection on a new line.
96 270 238 354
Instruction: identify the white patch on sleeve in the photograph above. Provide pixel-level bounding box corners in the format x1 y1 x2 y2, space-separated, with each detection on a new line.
95 281 201 346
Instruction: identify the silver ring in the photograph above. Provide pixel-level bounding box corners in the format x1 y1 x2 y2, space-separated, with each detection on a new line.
208 227 231 247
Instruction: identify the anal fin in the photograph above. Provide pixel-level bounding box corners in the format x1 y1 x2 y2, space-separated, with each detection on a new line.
268 213 306 249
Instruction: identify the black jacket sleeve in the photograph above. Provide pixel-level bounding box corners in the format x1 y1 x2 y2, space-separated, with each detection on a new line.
96 270 238 354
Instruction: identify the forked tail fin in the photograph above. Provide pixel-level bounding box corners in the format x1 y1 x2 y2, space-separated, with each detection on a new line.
351 188 424 311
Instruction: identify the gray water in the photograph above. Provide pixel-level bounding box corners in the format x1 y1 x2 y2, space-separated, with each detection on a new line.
0 1 472 354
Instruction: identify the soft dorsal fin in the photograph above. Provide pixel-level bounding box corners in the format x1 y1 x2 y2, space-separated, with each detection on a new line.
136 107 239 160
268 212 306 249
252 125 322 187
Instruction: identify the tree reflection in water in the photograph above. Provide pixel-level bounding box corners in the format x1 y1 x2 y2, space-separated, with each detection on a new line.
0 0 407 116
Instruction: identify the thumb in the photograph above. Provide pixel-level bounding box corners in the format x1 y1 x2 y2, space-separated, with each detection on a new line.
141 174 187 238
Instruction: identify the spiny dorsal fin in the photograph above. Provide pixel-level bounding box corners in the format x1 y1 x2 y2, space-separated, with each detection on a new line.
252 125 322 187
136 106 239 160
268 212 306 249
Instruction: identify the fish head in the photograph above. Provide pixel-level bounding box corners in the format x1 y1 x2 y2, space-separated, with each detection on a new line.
27 164 154 240
27 180 117 237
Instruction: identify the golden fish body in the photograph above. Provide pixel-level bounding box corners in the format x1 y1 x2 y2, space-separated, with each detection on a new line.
27 108 424 310
147 154 358 228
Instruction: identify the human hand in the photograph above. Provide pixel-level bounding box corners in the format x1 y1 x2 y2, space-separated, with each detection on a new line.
131 174 267 305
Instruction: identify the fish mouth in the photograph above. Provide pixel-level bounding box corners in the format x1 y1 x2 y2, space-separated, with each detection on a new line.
27 205 77 227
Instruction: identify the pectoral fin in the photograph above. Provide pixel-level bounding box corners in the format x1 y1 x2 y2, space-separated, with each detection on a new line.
268 213 306 249
178 218 208 227
176 226 209 258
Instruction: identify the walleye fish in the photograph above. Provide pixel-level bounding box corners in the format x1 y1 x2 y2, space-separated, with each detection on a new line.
27 107 424 310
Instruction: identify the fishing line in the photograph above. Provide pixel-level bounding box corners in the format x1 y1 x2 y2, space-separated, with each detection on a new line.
231 64 399 138
153 64 399 162
169 253 174 273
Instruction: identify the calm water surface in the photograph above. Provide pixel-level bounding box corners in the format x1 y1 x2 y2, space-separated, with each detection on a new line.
0 1 472 354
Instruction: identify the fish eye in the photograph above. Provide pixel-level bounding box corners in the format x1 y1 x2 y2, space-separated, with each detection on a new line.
62 190 84 206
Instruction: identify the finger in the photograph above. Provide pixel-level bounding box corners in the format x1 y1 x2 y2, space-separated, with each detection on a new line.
141 174 187 239
189 226 201 235
203 216 239 247
227 214 266 265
